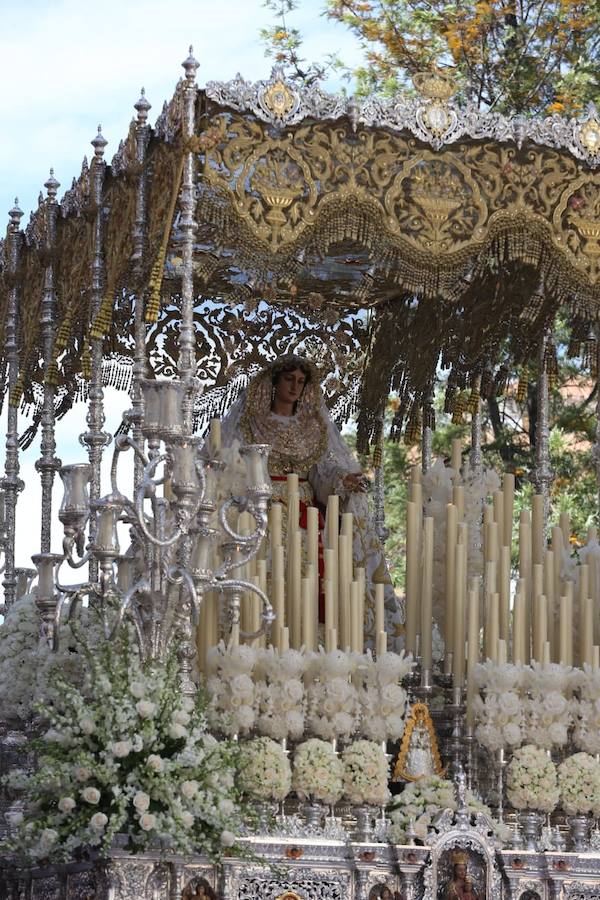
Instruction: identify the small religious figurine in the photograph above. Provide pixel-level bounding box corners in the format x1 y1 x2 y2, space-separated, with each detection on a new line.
181 879 217 900
393 702 444 782
443 851 480 900
220 354 402 642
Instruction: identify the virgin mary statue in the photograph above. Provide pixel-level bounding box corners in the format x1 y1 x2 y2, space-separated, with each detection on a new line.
220 355 403 647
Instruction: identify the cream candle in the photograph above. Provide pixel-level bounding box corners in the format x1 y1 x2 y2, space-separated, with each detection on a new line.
452 485 465 523
445 503 458 664
582 595 594 667
209 417 221 455
532 494 545 567
375 582 385 642
453 540 466 687
499 545 511 642
466 583 480 728
513 579 527 664
405 500 420 655
559 511 571 548
269 502 283 549
421 516 434 673
451 437 462 475
502 473 515 549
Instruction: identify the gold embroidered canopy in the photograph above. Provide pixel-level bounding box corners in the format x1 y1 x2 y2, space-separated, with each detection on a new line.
2 66 600 448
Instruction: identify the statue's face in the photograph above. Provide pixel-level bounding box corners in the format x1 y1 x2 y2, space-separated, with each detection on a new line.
382 889 393 899
455 863 467 879
273 368 307 407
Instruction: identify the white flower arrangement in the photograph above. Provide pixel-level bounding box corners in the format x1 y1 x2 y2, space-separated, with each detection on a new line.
292 739 344 805
2 636 249 863
472 661 524 751
387 775 457 843
254 647 306 741
356 651 412 743
306 650 360 742
205 641 257 736
238 737 291 803
558 752 600 815
0 593 102 724
573 665 600 755
387 775 505 844
341 740 390 807
506 744 559 813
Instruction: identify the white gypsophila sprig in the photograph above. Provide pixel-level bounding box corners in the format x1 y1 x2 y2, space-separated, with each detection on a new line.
341 740 390 806
238 737 291 802
292 739 344 805
2 634 250 863
506 744 559 813
558 753 600 815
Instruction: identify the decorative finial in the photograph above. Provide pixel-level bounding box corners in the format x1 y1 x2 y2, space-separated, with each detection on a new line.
44 168 60 201
91 125 108 158
182 45 199 81
8 198 23 227
134 87 151 124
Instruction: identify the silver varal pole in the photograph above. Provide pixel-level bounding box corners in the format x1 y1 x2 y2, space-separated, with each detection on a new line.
131 88 151 493
80 127 111 582
176 47 200 695
1 201 25 609
531 329 554 528
37 170 62 554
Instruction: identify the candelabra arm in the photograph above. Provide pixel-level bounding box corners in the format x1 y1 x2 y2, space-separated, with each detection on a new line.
133 455 194 548
55 557 94 594
111 434 148 497
212 577 274 639
108 578 152 641
167 565 200 624
62 532 92 569
53 586 93 651
216 498 268 577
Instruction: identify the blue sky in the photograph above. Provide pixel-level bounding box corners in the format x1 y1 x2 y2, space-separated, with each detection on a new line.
1 0 363 568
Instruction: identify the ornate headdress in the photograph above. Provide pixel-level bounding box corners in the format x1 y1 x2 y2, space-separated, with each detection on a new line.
451 850 469 865
240 355 328 475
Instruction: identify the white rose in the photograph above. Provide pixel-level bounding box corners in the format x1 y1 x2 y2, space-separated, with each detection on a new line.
181 811 194 828
172 709 190 726
39 828 58 848
112 740 132 758
181 780 199 799
219 798 234 815
58 796 76 813
147 754 164 772
133 791 150 812
136 700 156 719
74 766 91 781
82 787 100 805
220 830 236 846
139 812 157 831
79 717 95 735
90 812 108 832
130 681 145 699
169 723 187 740
182 696 195 712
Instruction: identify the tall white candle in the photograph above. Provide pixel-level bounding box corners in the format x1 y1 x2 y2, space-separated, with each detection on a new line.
453 540 466 687
532 494 545 567
445 503 458 667
269 502 283 549
452 485 465 523
499 546 511 642
502 473 515 549
451 437 462 476
405 500 420 655
466 582 480 728
375 583 385 641
421 516 434 673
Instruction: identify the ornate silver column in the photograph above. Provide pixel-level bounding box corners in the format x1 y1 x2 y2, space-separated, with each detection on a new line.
131 88 151 492
1 201 25 609
421 386 433 473
36 170 62 553
592 327 600 520
80 127 111 581
469 398 483 475
531 329 554 527
178 47 199 399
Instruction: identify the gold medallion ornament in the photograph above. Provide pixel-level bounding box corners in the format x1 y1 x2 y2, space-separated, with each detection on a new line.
412 70 456 102
263 80 296 119
393 702 445 782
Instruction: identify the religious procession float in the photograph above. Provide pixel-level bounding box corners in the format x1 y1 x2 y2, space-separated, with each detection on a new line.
3 45 600 899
